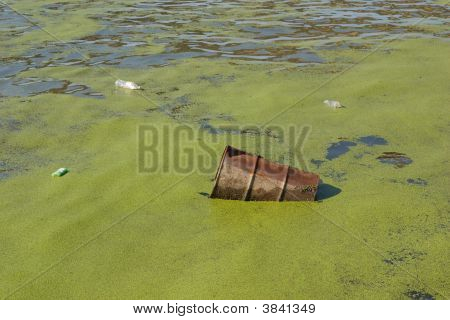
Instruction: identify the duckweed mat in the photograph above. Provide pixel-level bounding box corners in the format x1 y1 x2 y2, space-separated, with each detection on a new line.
0 0 449 299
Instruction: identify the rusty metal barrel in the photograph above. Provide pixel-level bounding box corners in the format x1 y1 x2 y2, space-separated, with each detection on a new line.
210 146 320 201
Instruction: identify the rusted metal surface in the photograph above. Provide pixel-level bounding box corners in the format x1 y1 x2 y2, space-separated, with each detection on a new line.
210 146 320 201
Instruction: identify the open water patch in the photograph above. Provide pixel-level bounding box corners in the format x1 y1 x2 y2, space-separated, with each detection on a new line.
0 78 104 99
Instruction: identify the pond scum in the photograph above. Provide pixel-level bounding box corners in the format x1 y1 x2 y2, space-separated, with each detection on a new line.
0 1 449 299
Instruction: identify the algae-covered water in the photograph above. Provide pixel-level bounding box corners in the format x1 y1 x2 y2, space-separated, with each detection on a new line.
0 0 449 299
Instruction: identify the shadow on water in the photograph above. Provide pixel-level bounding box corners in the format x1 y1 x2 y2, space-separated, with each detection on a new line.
316 182 342 201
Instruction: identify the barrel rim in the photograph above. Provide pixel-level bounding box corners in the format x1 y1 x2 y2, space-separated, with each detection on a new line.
210 145 231 197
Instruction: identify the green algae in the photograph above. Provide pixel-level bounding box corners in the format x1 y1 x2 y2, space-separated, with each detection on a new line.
0 0 449 300
1 37 448 299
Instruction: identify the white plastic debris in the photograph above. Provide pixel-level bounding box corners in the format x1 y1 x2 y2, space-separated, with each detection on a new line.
323 99 343 109
52 168 69 177
115 79 141 90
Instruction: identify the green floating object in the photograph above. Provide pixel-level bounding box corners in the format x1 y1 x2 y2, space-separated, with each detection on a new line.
52 168 69 177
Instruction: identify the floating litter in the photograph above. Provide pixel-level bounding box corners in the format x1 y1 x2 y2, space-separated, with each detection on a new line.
115 79 141 90
324 99 343 109
52 168 69 177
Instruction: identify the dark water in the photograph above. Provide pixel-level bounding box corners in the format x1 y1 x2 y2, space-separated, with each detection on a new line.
0 1 448 98
326 140 357 160
0 77 104 98
0 3 38 36
377 152 413 168
357 135 388 146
